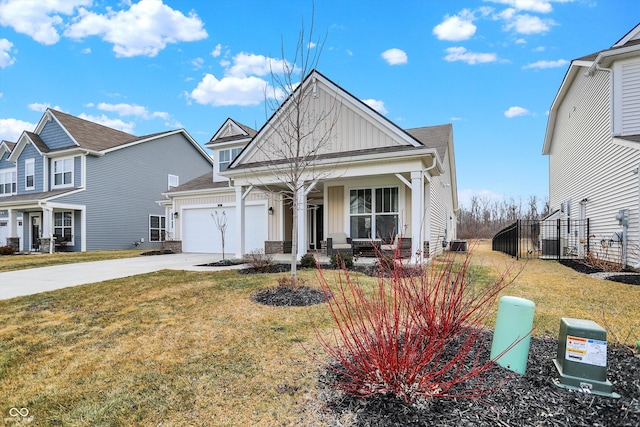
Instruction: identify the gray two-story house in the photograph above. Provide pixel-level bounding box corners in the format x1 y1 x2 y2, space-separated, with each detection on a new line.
0 109 213 252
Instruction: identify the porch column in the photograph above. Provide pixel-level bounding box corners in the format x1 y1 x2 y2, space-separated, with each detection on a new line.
234 186 246 259
296 185 307 260
8 208 17 236
411 171 424 263
42 206 54 254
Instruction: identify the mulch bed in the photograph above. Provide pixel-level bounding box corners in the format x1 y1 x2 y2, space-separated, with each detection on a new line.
318 331 640 426
559 259 640 286
251 285 328 306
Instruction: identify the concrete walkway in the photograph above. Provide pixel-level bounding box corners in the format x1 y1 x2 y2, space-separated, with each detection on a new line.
0 253 240 301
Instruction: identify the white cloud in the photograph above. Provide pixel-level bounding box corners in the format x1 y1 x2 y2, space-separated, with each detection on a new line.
64 0 208 57
381 48 407 65
487 0 562 13
308 41 317 49
95 102 171 121
433 10 477 41
0 0 90 45
81 47 91 54
77 113 135 133
523 59 568 69
211 43 222 57
226 52 296 78
500 12 554 34
362 99 388 115
189 74 281 107
504 106 530 118
191 57 205 69
28 102 63 112
0 38 15 67
0 118 36 141
444 46 497 65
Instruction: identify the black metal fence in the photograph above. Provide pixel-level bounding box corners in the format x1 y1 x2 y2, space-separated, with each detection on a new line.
493 219 590 260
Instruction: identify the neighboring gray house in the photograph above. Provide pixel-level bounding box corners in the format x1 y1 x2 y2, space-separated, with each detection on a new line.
542 23 640 267
0 109 213 252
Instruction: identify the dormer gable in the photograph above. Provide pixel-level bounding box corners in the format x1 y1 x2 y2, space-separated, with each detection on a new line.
8 132 50 162
0 141 15 162
205 118 256 150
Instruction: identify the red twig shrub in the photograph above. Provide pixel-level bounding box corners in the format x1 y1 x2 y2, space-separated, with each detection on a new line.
315 249 519 404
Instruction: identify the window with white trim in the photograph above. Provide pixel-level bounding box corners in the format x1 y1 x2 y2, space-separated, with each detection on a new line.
349 187 399 242
0 169 16 196
53 211 73 243
149 215 166 242
168 174 179 189
218 147 243 171
53 157 73 188
25 158 35 190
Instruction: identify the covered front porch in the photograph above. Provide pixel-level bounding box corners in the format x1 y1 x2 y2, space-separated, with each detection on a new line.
0 198 85 253
230 160 445 264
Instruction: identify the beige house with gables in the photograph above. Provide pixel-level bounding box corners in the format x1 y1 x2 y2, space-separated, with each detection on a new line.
160 70 458 263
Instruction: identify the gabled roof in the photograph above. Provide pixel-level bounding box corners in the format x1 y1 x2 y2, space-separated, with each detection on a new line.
8 109 213 165
543 23 640 154
207 118 257 146
228 70 425 171
0 140 15 159
46 109 139 151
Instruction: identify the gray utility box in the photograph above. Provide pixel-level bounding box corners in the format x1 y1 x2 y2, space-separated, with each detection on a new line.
553 318 619 398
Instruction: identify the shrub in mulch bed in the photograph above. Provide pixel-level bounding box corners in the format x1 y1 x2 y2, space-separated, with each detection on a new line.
319 331 640 426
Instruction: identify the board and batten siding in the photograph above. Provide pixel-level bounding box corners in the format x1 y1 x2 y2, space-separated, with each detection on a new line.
55 133 212 250
549 66 640 265
242 80 412 165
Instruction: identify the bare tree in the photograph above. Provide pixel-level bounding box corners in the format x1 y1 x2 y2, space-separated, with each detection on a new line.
256 10 341 283
211 211 228 261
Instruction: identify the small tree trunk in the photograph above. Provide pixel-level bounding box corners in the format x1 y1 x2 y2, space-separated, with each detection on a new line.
290 189 299 283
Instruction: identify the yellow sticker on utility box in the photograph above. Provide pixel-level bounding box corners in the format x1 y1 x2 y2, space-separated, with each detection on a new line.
565 335 607 367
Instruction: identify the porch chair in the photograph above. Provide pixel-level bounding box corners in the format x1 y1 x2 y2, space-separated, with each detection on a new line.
381 235 411 258
326 232 353 256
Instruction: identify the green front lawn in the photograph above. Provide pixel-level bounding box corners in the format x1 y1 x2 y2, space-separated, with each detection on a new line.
0 249 145 272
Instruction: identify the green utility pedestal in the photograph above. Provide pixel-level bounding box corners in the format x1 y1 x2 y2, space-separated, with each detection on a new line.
490 296 535 374
553 318 620 398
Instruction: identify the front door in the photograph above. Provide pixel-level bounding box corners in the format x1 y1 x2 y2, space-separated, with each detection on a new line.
31 213 41 251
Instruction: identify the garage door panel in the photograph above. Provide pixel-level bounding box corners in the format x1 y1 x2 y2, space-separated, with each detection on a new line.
182 205 266 254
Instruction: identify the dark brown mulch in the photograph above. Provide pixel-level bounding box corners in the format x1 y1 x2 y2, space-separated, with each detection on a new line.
559 259 640 286
319 331 640 426
251 285 328 307
140 249 174 256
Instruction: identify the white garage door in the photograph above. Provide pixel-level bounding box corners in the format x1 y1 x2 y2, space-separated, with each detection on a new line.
182 204 267 254
0 221 7 246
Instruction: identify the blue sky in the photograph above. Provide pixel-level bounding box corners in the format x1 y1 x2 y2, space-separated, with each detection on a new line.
0 0 635 208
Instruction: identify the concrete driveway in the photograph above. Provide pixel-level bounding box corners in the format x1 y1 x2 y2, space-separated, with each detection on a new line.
0 253 241 301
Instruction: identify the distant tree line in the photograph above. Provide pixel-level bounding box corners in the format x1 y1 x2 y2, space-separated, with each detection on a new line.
457 195 550 239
